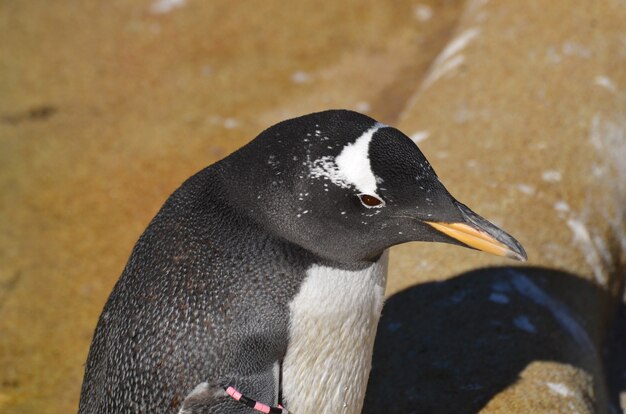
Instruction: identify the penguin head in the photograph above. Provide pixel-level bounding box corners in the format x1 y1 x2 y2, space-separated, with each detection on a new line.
224 110 526 265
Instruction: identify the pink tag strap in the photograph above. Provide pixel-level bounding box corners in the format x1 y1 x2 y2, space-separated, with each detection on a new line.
224 385 288 414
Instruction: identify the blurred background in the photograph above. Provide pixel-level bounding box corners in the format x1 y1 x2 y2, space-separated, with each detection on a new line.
1 1 624 413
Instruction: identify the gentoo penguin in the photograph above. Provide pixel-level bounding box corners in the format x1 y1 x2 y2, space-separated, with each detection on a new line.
79 110 526 414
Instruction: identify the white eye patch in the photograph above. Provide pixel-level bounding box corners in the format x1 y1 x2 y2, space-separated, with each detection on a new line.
309 122 386 197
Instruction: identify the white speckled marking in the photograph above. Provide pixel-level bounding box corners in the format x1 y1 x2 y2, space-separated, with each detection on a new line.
309 156 346 187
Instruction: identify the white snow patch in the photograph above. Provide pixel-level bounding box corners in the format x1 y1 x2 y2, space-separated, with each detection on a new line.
594 76 616 92
513 315 537 333
414 4 433 22
223 118 239 129
590 114 626 180
410 130 430 144
566 218 607 284
562 41 592 59
546 382 574 397
554 201 570 213
558 115 626 283
516 183 536 195
542 170 562 182
438 28 481 65
422 54 466 89
208 115 239 129
355 101 371 113
588 114 626 254
421 27 480 89
489 292 510 304
150 0 186 14
509 270 595 353
291 71 313 84
593 234 612 266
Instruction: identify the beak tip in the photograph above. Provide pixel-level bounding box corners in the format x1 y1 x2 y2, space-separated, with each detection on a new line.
506 248 528 262
503 237 528 262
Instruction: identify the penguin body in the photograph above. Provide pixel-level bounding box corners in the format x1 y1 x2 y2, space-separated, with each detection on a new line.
79 110 525 413
79 169 305 413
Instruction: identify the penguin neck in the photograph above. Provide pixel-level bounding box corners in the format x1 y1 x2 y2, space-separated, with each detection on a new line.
282 251 389 414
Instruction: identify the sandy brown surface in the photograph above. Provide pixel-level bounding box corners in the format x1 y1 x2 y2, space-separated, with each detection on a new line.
1 1 625 413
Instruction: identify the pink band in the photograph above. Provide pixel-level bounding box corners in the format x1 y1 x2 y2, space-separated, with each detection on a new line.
254 401 271 413
225 386 242 400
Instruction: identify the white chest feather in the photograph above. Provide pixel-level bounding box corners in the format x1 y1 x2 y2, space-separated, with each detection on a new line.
282 251 388 414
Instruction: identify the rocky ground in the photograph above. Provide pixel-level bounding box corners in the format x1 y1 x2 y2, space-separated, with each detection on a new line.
1 1 624 413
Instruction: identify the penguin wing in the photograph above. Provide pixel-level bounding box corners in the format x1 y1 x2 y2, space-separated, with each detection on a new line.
178 381 236 413
179 370 281 414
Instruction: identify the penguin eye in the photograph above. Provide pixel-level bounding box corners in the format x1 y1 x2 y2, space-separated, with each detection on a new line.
358 194 384 208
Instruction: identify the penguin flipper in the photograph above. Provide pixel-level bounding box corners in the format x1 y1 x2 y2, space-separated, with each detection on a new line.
177 381 240 414
179 371 281 414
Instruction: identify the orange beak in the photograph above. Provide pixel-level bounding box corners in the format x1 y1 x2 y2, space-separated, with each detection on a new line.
425 221 527 261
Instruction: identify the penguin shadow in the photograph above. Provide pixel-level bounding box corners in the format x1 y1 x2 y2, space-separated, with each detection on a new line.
363 266 619 414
